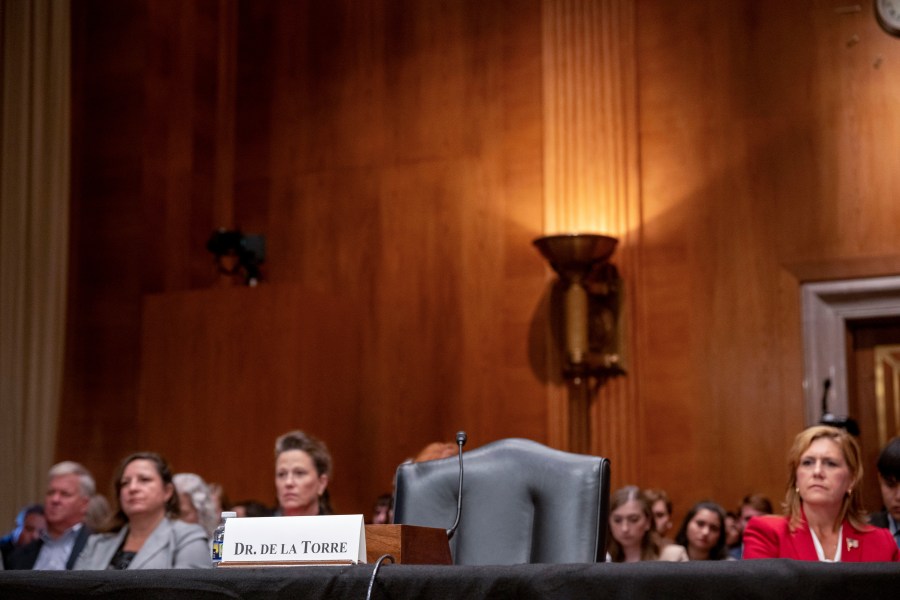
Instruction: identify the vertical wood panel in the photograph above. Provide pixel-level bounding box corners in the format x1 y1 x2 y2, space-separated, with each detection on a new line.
540 0 641 484
61 0 149 492
213 0 237 229
137 285 361 511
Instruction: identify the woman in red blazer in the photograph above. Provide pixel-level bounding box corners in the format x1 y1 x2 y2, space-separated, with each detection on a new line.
744 425 899 562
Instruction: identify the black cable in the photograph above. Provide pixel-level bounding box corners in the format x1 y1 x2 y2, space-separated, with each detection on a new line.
446 431 467 540
364 553 395 600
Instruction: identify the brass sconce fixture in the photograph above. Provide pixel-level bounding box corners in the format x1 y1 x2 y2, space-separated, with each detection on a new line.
533 233 625 452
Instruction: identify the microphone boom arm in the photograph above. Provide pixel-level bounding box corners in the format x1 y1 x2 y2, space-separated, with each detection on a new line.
446 431 467 540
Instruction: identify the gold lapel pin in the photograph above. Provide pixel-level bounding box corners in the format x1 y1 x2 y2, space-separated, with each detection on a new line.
846 538 859 551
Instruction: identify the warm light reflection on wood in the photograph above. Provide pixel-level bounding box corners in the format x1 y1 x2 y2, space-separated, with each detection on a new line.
541 0 638 238
874 345 900 447
541 0 639 480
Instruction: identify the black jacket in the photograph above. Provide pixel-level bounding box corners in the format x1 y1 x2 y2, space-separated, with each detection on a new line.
869 510 890 530
5 526 92 570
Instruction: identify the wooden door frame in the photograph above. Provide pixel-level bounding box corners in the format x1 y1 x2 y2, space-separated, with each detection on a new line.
801 275 900 426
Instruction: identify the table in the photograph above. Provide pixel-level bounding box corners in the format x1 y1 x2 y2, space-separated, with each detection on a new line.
1 560 898 599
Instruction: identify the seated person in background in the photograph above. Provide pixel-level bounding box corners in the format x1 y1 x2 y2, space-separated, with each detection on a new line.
868 435 900 548
729 492 773 559
229 500 274 518
607 486 687 562
674 501 730 560
739 493 773 528
74 452 211 569
643 488 674 544
744 425 898 562
0 505 45 565
84 495 111 532
173 473 219 538
207 482 226 521
414 442 457 463
725 511 741 557
7 462 95 570
274 430 333 516
370 493 393 525
374 440 455 525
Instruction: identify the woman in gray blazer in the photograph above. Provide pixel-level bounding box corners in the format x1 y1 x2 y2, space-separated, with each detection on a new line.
74 452 211 569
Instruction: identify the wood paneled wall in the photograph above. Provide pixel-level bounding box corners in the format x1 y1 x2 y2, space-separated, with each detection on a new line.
63 0 547 515
60 0 900 526
634 0 900 518
540 0 642 482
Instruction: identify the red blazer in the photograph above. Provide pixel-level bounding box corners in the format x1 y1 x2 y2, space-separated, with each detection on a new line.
743 514 899 562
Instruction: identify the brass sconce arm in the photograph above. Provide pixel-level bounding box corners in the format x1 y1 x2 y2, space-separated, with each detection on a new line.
533 233 625 384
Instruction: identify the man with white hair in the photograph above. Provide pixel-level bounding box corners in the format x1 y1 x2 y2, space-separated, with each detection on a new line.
7 461 95 570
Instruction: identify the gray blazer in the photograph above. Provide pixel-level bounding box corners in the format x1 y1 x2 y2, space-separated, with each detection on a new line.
74 518 211 570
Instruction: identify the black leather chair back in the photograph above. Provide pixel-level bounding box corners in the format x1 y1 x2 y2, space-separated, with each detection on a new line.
393 438 610 565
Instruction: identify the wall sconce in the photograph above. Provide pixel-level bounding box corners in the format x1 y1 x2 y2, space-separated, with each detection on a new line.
533 233 625 384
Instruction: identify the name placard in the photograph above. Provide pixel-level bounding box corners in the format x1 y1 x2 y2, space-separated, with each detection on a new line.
221 515 366 565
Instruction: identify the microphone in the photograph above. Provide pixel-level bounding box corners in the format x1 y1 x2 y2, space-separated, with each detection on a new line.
820 378 831 415
818 377 861 436
446 431 467 540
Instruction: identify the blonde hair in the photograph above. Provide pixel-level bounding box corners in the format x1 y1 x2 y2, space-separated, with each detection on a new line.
784 425 866 531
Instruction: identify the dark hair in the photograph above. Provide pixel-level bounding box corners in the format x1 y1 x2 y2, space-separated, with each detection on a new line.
230 500 275 518
876 436 900 481
21 504 45 520
274 430 334 514
103 452 179 533
9 504 45 542
674 501 728 560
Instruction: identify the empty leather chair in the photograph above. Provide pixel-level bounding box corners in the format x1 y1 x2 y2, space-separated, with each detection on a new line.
393 437 610 565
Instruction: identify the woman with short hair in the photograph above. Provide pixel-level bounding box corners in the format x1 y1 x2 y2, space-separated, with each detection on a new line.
274 430 333 516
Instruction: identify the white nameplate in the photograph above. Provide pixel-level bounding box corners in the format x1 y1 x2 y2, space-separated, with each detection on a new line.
222 515 366 564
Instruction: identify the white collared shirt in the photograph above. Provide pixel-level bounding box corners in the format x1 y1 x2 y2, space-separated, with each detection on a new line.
809 526 842 562
33 523 83 570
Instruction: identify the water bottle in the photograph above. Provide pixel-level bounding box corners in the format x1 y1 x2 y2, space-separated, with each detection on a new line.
212 511 237 566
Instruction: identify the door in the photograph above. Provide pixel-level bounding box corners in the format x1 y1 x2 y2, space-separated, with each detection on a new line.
848 318 900 513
